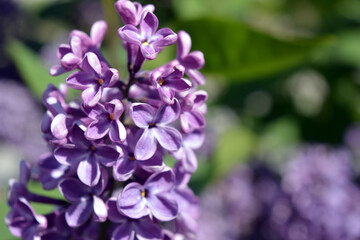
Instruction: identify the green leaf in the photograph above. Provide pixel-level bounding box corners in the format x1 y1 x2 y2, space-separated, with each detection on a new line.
6 40 70 99
211 126 257 180
174 18 330 82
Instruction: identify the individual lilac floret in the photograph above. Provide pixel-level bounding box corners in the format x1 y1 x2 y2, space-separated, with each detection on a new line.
8 160 31 206
172 130 204 173
50 20 107 76
54 125 120 186
130 101 182 160
37 153 71 190
66 52 119 106
84 99 126 142
6 197 47 240
115 0 155 26
118 169 178 221
58 170 108 227
107 198 162 240
118 11 177 60
41 84 86 143
113 128 163 181
180 90 207 133
151 65 192 105
176 31 206 85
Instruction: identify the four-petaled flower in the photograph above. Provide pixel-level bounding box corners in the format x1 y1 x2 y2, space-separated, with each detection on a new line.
66 52 119 106
151 65 192 104
118 169 178 221
130 101 182 160
84 99 127 142
118 11 177 60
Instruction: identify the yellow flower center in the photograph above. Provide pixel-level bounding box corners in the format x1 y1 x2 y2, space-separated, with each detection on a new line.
142 41 149 46
158 78 165 86
98 78 104 85
141 190 146 198
91 145 96 151
109 113 114 120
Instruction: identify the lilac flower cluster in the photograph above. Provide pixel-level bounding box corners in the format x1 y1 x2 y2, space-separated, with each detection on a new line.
198 145 360 240
6 1 206 239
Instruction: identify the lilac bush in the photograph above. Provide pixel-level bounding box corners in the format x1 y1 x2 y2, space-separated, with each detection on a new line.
198 146 360 240
5 1 207 239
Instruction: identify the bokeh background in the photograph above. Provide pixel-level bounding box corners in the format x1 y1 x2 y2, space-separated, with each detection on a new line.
2 0 360 239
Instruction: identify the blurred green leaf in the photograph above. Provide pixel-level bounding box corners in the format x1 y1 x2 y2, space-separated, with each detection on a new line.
173 0 253 21
6 40 70 99
328 31 360 66
211 126 257 180
174 18 330 82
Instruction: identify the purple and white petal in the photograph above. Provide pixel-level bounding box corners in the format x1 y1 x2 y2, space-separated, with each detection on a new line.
90 20 107 48
118 183 148 219
147 194 178 221
154 126 182 152
77 155 101 187
65 200 93 227
130 103 155 128
154 100 180 125
134 128 157 160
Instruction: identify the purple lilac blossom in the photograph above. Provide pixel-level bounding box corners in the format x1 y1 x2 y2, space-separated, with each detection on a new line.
118 11 177 60
130 101 182 160
0 80 47 163
199 146 360 240
66 52 119 106
118 169 178 221
6 0 207 239
150 65 192 105
50 20 108 76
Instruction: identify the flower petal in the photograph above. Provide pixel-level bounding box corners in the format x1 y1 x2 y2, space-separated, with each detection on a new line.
85 119 110 140
147 194 178 221
93 195 107 222
130 103 155 128
134 217 162 240
90 20 107 48
59 178 89 202
134 128 157 160
177 31 192 59
118 182 148 219
95 145 120 167
109 120 127 143
112 222 134 240
54 145 88 166
65 200 92 227
113 157 136 181
66 72 96 90
140 12 158 39
82 85 102 107
154 126 182 152
106 198 128 223
154 100 180 125
140 43 157 60
181 51 205 69
165 78 192 92
152 28 177 48
51 113 68 139
145 169 175 194
186 69 206 85
83 52 102 76
118 25 142 45
77 155 101 187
